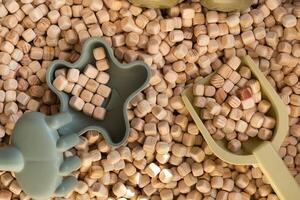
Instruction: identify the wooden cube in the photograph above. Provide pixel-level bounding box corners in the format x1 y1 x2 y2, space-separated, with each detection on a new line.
228 71 241 84
63 82 75 93
5 90 16 102
193 96 206 108
91 94 105 106
97 84 111 98
246 79 260 94
258 100 271 113
227 56 241 70
93 106 106 120
53 75 68 91
239 66 252 79
22 29 36 43
83 64 98 79
3 79 17 90
246 126 258 137
71 84 83 96
207 24 219 38
77 74 89 87
204 85 216 97
241 31 255 45
227 139 241 152
69 96 85 111
236 86 253 100
0 90 5 102
258 128 273 140
235 120 248 132
217 64 233 79
27 99 40 111
85 79 99 93
4 102 18 115
83 103 95 116
80 89 93 103
55 68 67 77
93 47 106 60
229 108 243 121
16 92 30 106
96 72 110 84
145 163 161 178
67 68 80 83
263 116 276 129
241 98 256 109
0 190 12 200
206 101 222 115
250 112 265 128
223 80 234 93
96 59 109 71
193 83 204 96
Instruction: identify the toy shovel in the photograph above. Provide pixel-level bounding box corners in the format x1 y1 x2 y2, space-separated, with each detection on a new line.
181 55 300 200
0 37 150 200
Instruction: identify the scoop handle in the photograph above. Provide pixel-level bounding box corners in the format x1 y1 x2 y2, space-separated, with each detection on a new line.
253 142 300 200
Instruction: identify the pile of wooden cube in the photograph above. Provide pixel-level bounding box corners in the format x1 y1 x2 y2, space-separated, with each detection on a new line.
53 48 111 120
193 56 276 152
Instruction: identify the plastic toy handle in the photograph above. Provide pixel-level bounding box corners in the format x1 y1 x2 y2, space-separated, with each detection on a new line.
200 0 253 12
128 0 182 8
45 111 72 130
0 146 24 172
253 142 300 200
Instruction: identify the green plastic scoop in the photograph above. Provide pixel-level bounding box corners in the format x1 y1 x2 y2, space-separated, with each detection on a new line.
181 56 300 200
0 37 150 199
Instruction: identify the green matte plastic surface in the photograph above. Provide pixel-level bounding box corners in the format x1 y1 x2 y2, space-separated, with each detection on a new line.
46 37 150 146
12 112 80 200
200 0 253 12
129 0 183 8
0 37 150 200
181 56 300 200
129 0 252 11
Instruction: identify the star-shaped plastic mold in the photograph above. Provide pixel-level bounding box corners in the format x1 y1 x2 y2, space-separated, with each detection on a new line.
47 37 150 146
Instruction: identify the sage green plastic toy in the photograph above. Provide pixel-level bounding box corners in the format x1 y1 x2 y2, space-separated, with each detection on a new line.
0 37 150 200
128 0 184 8
181 56 300 200
200 0 253 12
129 0 252 11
